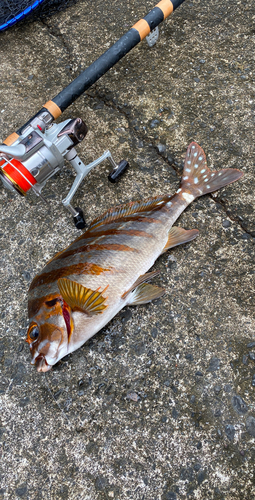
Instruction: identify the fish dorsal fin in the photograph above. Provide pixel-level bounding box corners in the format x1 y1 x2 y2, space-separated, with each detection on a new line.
58 278 108 315
122 269 160 299
89 195 171 230
128 283 165 305
161 227 199 254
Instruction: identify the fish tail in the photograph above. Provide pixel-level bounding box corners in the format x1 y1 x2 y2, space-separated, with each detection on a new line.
179 142 243 202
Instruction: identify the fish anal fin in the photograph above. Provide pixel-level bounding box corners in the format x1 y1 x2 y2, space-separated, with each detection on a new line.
58 278 108 315
128 283 165 306
122 269 160 299
161 227 199 254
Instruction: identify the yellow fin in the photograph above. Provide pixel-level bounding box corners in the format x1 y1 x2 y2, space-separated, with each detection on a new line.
58 278 108 315
128 283 165 305
161 227 199 254
122 270 160 299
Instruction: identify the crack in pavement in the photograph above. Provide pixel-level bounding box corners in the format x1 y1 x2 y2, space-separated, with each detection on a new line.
40 19 75 70
210 195 254 238
85 88 181 173
85 90 252 235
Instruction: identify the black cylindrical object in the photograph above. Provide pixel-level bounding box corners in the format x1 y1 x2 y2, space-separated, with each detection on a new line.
8 0 187 140
52 0 186 112
73 207 86 229
108 160 129 183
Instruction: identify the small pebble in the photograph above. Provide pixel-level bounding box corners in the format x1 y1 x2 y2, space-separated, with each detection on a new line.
246 416 255 437
242 355 248 365
193 463 201 471
214 385 222 395
186 353 194 361
222 220 232 228
150 119 159 128
197 470 206 484
225 424 235 441
157 143 166 155
172 408 178 419
126 392 140 402
247 342 255 348
232 395 248 414
207 357 220 372
249 352 255 361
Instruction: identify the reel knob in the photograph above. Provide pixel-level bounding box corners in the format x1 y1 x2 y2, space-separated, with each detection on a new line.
73 207 86 229
108 159 129 183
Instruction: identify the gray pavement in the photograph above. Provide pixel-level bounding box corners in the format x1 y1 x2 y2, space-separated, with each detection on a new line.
0 0 254 499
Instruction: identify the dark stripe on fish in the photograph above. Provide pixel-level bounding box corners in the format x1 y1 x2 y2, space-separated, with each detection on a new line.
81 228 154 240
53 231 152 261
29 262 113 291
28 295 58 316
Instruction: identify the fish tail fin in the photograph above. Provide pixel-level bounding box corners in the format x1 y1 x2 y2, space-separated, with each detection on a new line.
180 142 243 201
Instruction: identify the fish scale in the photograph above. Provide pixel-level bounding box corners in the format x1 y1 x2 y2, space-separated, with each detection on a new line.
26 142 243 372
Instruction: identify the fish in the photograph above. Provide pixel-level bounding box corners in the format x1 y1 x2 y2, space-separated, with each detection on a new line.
26 142 243 372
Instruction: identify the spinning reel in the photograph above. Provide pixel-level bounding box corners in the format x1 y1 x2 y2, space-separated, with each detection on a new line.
0 109 128 229
0 0 186 228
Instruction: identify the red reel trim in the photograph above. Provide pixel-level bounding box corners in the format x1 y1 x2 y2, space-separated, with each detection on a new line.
0 158 37 194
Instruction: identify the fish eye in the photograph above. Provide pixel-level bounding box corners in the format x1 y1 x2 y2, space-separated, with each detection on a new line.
29 325 39 341
45 298 59 307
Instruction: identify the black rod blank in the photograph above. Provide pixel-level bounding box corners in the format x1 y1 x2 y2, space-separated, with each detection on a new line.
52 0 186 112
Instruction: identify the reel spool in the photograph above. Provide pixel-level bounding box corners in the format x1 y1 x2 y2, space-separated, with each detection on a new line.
0 157 37 196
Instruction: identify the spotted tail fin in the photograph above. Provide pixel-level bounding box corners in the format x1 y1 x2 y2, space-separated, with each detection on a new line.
180 142 243 199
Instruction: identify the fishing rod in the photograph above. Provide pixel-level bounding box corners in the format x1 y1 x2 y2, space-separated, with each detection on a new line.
0 0 186 228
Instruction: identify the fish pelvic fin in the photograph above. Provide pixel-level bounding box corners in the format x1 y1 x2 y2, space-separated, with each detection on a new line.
122 269 161 299
161 227 199 254
128 283 165 306
180 142 243 200
122 269 165 305
58 278 108 315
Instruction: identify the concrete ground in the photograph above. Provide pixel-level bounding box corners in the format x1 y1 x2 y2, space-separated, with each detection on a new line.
0 0 254 498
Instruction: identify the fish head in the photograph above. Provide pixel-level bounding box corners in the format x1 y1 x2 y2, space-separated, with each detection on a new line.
26 295 73 372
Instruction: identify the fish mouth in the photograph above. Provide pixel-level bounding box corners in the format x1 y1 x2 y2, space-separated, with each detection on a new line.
35 354 51 373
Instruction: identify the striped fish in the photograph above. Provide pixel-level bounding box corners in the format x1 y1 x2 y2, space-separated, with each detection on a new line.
26 142 243 372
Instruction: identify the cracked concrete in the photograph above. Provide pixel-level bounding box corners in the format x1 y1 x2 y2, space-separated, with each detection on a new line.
0 0 254 499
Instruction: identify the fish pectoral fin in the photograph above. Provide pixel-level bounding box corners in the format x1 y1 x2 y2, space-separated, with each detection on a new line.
161 227 199 254
122 269 160 299
57 278 108 315
128 283 165 305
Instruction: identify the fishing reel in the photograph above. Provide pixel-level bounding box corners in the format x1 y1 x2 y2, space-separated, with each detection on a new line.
0 109 129 229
